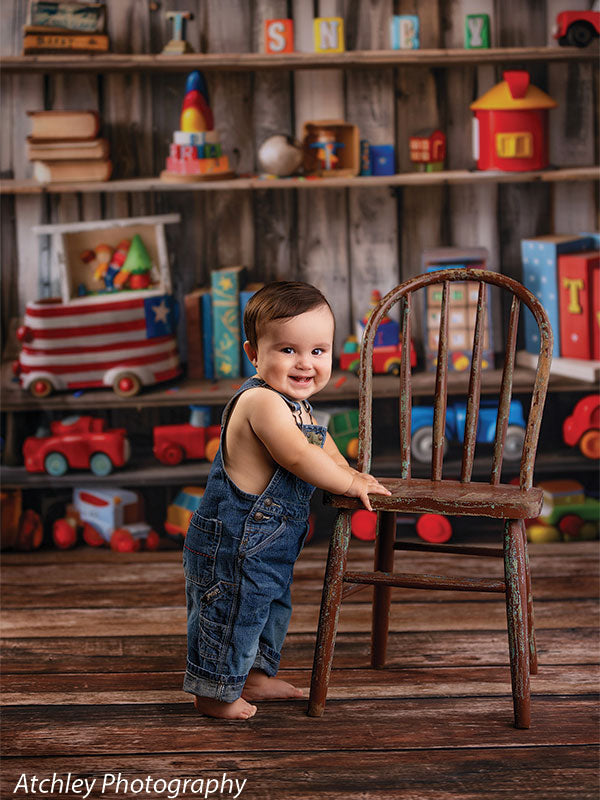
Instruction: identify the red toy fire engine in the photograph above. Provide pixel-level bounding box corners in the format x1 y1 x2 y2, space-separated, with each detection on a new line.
153 405 221 465
553 9 600 47
563 394 600 460
23 415 130 477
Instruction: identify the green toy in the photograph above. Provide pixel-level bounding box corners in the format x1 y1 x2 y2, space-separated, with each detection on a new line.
114 234 153 289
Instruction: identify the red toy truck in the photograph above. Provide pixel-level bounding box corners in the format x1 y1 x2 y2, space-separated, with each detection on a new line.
23 415 130 477
153 405 220 466
553 8 600 47
563 394 600 459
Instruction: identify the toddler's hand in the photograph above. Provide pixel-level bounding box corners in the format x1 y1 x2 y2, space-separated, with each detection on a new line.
345 472 391 511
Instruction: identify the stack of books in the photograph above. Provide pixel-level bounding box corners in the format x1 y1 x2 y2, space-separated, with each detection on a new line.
23 1 109 54
28 109 112 183
184 267 264 380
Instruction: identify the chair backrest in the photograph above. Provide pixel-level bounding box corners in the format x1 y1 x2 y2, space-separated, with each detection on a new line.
356 269 553 490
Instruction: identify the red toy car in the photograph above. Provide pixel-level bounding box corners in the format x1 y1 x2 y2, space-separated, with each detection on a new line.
153 405 221 466
23 415 130 477
553 9 600 47
563 394 600 459
340 337 417 375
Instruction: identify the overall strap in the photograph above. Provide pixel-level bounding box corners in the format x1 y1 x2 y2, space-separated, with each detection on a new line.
222 377 314 430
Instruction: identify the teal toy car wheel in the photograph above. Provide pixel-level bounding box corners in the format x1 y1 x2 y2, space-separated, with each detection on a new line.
90 452 114 476
44 452 68 477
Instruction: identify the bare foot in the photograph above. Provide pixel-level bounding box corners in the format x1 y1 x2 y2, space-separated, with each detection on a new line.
241 669 304 701
194 695 257 720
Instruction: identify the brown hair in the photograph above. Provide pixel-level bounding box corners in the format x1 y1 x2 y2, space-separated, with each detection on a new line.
243 281 333 350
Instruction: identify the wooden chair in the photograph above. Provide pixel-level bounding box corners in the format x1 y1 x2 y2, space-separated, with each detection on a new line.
308 269 553 729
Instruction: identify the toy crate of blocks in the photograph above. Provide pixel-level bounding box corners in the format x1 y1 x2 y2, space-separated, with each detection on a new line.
421 247 493 372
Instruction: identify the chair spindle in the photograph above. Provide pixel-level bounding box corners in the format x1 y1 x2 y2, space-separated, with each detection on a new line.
432 281 449 481
399 294 412 479
491 295 520 485
461 282 487 483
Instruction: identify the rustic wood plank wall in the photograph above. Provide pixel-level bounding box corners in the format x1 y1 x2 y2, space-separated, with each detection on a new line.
1 0 597 351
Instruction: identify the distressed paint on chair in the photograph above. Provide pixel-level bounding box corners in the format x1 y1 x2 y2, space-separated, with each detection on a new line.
308 268 553 729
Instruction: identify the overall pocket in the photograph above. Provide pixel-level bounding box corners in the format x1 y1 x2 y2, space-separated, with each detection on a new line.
243 514 287 558
183 514 222 588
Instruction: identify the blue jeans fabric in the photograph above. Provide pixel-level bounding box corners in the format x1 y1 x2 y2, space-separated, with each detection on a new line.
183 377 327 702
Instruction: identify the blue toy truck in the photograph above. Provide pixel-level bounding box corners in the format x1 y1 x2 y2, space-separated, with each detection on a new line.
410 400 526 463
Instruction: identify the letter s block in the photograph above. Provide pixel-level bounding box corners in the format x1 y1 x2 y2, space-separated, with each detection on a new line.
314 17 345 53
265 19 294 54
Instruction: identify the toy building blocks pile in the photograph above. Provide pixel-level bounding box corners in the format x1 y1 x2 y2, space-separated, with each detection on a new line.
161 71 233 183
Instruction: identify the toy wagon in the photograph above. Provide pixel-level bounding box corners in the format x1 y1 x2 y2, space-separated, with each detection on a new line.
13 214 181 398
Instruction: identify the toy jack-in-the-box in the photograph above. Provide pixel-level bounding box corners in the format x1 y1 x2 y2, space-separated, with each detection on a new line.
14 214 182 398
421 247 494 372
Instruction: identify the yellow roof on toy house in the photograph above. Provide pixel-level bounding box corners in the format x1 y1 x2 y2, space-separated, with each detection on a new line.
470 71 557 111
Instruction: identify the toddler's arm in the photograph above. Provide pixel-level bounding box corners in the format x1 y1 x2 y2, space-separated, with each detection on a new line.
247 389 390 511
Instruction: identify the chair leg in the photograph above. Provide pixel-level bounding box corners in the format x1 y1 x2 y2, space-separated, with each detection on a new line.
371 511 396 669
521 519 538 675
504 518 531 729
308 510 352 717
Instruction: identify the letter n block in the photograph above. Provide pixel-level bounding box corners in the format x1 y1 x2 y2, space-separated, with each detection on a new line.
265 19 293 54
390 15 420 49
465 14 490 48
314 17 345 53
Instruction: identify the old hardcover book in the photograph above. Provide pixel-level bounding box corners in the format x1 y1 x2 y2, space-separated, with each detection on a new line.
27 2 106 33
32 159 112 183
184 287 210 380
210 266 247 379
27 137 109 161
240 282 264 377
23 32 109 53
558 251 600 360
28 110 100 142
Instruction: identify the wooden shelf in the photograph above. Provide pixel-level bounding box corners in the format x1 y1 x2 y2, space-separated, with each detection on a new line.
1 46 596 73
1 360 595 412
1 166 598 196
1 447 594 490
2 46 598 73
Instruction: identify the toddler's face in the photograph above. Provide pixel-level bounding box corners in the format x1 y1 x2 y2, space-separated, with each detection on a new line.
246 304 334 401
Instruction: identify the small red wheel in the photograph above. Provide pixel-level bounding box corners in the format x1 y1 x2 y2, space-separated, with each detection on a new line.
112 372 141 397
160 444 184 466
144 529 160 550
416 514 452 543
53 519 77 550
351 510 377 541
83 523 105 547
30 378 53 398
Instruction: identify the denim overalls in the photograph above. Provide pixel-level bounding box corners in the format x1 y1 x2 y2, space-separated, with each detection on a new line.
183 376 327 702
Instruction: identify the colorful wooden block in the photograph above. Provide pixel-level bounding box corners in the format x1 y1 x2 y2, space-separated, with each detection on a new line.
370 144 395 176
204 142 222 158
180 144 197 160
521 235 597 357
265 19 293 54
558 251 600 360
314 17 344 53
390 15 420 49
466 14 490 48
174 131 206 146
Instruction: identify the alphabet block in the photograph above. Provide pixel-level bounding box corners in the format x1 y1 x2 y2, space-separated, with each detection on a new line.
390 15 420 49
265 19 293 54
314 17 345 53
465 14 490 48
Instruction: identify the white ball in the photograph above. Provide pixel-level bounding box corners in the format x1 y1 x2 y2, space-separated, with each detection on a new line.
257 135 303 176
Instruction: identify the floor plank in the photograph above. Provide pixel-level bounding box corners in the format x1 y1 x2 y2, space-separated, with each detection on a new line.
1 747 598 800
3 697 599 758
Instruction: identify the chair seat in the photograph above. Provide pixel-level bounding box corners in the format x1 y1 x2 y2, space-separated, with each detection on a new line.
326 477 543 519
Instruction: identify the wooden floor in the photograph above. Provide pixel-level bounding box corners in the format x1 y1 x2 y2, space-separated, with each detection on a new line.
1 535 599 799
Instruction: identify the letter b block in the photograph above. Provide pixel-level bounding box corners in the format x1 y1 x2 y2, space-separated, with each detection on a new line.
265 19 294 54
390 15 420 49
314 17 345 53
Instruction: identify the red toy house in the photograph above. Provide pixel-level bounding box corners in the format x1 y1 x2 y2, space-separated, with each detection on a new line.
409 129 446 171
470 70 557 171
